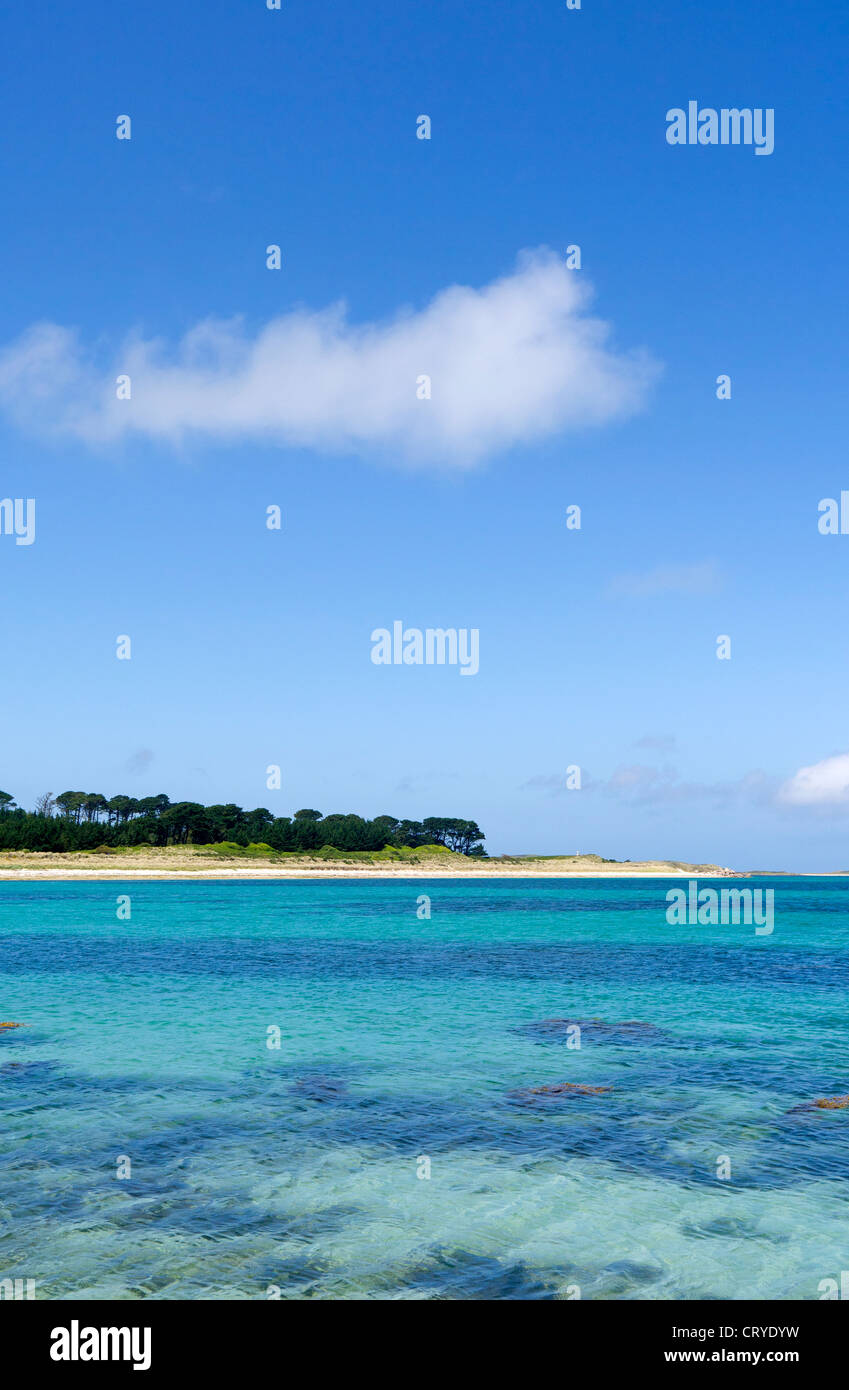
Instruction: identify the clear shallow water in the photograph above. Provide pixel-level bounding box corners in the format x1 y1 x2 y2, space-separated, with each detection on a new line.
0 876 847 1300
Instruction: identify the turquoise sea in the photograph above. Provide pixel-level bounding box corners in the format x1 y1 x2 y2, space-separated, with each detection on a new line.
1 877 847 1300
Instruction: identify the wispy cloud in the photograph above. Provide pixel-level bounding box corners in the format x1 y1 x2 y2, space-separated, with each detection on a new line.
126 748 155 774
529 757 849 815
524 764 774 807
635 734 677 752
778 753 849 807
0 249 658 467
606 561 721 598
603 764 773 807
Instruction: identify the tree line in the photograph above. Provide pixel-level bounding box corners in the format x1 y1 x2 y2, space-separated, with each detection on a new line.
0 790 486 856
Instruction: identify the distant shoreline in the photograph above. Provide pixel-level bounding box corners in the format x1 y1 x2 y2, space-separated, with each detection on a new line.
0 849 834 882
0 869 749 881
0 848 745 881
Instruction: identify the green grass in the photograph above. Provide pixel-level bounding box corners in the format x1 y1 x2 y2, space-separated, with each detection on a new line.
202 841 466 864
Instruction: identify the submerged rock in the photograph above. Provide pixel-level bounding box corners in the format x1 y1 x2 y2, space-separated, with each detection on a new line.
0 1060 55 1078
289 1076 349 1103
515 1018 665 1044
511 1080 613 1102
785 1094 849 1114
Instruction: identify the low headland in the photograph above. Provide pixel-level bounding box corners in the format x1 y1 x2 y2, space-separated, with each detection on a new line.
0 789 742 879
0 844 739 880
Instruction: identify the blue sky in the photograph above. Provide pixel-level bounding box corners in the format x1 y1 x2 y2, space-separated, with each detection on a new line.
1 0 849 868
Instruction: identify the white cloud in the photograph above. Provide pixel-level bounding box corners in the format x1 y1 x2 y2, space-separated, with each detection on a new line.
778 753 849 806
0 250 658 467
606 561 721 598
